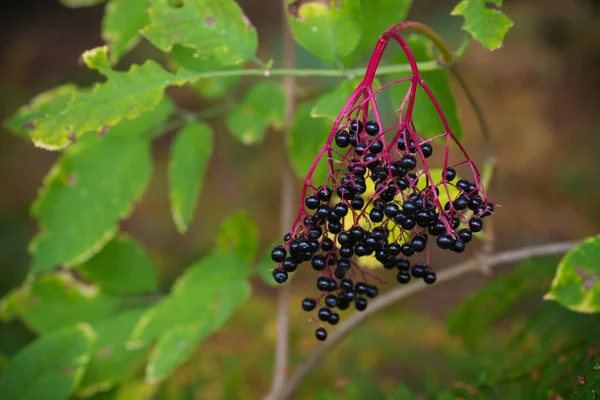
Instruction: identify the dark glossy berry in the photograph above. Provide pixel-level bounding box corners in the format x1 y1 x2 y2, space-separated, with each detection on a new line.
305 195 319 210
397 271 411 284
302 298 316 311
335 130 350 147
402 217 416 230
403 201 417 216
337 232 352 246
328 220 343 234
369 207 384 223
337 299 350 310
416 209 435 227
456 179 470 192
333 203 349 218
345 290 357 302
373 226 388 240
283 232 292 242
437 233 454 250
308 227 322 240
329 312 340 325
401 243 415 257
458 229 473 243
349 119 363 133
423 271 437 284
401 155 417 170
388 243 402 256
384 203 400 218
271 246 287 262
321 237 334 251
364 235 378 249
317 277 330 291
420 143 433 158
351 196 364 210
316 205 330 219
355 282 368 294
315 327 328 341
326 253 337 265
354 144 367 156
340 278 353 291
469 217 483 232
411 235 427 252
337 259 351 271
325 294 338 308
369 140 384 154
365 120 379 136
311 255 326 271
334 267 346 279
355 297 368 311
282 258 297 272
411 264 426 278
396 258 411 270
453 195 469 211
451 239 466 253
366 285 378 298
273 269 288 284
339 246 354 259
350 226 364 242
444 167 456 181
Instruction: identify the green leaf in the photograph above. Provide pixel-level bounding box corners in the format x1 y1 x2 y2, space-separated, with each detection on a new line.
77 235 158 295
545 235 600 313
288 103 331 184
29 134 154 273
570 358 600 400
30 46 174 150
142 0 258 66
226 82 286 145
0 323 96 400
0 272 120 334
102 0 150 63
387 34 462 140
78 309 149 397
451 0 513 51
287 0 362 63
168 122 214 233
4 84 77 138
257 242 280 287
215 211 259 264
60 0 104 7
354 0 412 57
129 252 251 345
311 78 381 120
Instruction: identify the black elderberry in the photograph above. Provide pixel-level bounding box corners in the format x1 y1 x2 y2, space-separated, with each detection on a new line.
328 279 337 291
334 267 346 279
355 297 368 311
401 155 417 170
354 178 367 194
355 144 367 156
467 183 477 194
325 294 338 308
363 153 379 169
273 269 288 284
456 179 470 192
444 167 456 181
451 239 466 253
350 119 363 133
468 196 483 210
396 258 410 270
450 217 460 230
351 196 364 210
366 284 378 298
282 258 297 272
469 217 483 232
316 277 330 291
337 299 350 310
333 203 349 218
329 313 340 325
355 282 368 294
403 200 417 216
283 232 292 242
388 243 402 256
437 233 453 250
393 211 408 225
321 237 334 251
316 205 330 219
339 246 354 259
271 246 287 262
316 186 332 201
364 235 378 249
428 220 446 236
302 298 316 311
350 226 364 242
340 278 353 291
458 229 472 243
305 195 319 210
401 243 415 257
365 120 379 136
397 271 411 284
352 164 367 177
300 251 312 262
396 177 409 190
326 253 337 265
420 143 433 158
416 210 435 227
369 140 384 154
369 208 384 223
315 327 328 341
411 264 426 278
402 217 416 230
328 220 343 234
337 259 351 271
384 203 400 218
373 227 388 241
423 271 437 284
337 232 352 246
335 130 350 148
411 235 427 252
311 255 326 271
453 195 469 211
308 227 322 240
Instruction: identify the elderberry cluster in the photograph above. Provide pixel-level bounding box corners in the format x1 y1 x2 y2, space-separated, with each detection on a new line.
270 119 494 341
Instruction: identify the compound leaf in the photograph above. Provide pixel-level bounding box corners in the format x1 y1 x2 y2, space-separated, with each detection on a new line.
0 324 96 400
215 211 259 264
545 235 600 314
142 0 258 66
226 82 286 145
77 235 159 296
168 122 214 233
0 272 120 334
451 0 513 50
287 0 362 63
102 0 150 63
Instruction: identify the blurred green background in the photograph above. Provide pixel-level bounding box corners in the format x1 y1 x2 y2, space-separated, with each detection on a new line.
1 0 600 398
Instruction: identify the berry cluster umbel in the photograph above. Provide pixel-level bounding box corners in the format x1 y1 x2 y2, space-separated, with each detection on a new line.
270 23 496 341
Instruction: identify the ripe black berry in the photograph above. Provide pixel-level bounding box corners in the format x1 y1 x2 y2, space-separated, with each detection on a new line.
458 229 472 243
403 200 417 216
340 278 353 291
271 246 286 262
456 179 470 192
333 203 349 218
305 195 319 210
355 282 368 294
397 271 411 284
396 258 410 270
411 235 427 252
349 119 363 133
411 264 426 278
369 207 384 223
334 267 346 279
451 239 466 253
355 297 368 311
282 258 297 272
308 228 322 240
317 186 332 201
301 298 316 311
316 277 330 291
339 246 353 259
366 285 378 298
401 243 415 257
369 140 384 154
437 233 453 249
351 196 364 210
423 271 437 284
337 232 352 245
335 130 350 147
388 243 402 256
444 167 456 181
328 220 342 234
420 143 433 158
365 120 379 136
337 259 351 270
325 294 338 308
321 237 334 251
350 226 364 241
315 327 327 341
329 313 340 325
273 269 288 284
316 205 330 219
469 217 483 233
354 144 366 156
401 155 417 170
311 255 326 271
384 203 400 218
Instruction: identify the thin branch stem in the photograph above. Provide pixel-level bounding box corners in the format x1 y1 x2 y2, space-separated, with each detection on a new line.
280 240 579 399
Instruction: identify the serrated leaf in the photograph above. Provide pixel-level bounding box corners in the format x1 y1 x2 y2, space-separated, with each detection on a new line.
387 35 462 140
311 78 381 120
215 211 259 264
0 323 96 400
545 235 600 314
129 252 251 345
257 242 281 287
29 126 156 273
30 46 174 150
168 122 214 233
77 235 158 295
4 84 77 138
0 272 120 334
287 0 362 63
226 82 286 145
142 0 258 66
354 0 412 57
570 358 600 400
102 0 149 63
451 0 513 50
288 103 331 184
78 309 149 397
60 0 104 7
